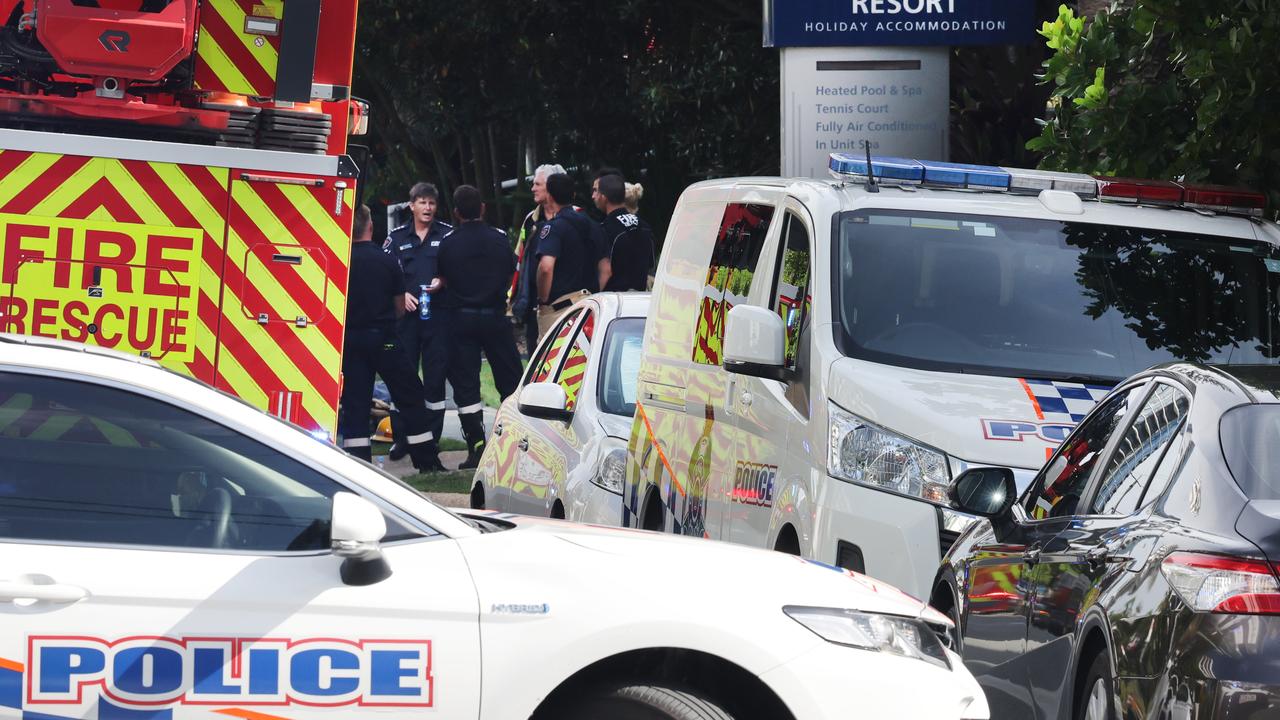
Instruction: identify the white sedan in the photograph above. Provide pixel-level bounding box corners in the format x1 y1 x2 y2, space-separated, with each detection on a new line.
472 292 645 524
0 333 988 720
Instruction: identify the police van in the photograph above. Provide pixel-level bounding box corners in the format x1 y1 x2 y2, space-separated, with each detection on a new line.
624 154 1280 600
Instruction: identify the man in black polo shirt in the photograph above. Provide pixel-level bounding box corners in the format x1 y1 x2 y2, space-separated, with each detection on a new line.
339 204 441 471
437 185 523 469
593 171 654 291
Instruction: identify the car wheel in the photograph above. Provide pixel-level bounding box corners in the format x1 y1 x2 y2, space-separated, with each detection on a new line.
1075 651 1115 720
560 684 733 720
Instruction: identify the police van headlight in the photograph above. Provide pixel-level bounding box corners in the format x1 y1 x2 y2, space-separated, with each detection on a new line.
591 443 627 495
784 606 951 670
828 402 950 504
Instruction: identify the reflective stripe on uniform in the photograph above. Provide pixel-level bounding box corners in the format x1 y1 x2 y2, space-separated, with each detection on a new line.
407 431 434 444
457 403 484 415
343 437 372 448
424 401 447 410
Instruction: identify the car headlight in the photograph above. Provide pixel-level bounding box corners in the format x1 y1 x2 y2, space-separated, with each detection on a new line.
828 402 950 504
591 444 627 495
784 606 951 670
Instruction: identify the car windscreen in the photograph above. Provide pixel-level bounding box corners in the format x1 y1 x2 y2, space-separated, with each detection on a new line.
1220 404 1280 500
836 210 1280 382
598 317 645 416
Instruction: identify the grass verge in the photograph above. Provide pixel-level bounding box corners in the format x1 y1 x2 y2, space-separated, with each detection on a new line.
403 470 474 494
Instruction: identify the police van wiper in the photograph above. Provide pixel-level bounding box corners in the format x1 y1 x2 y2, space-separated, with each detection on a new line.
1027 371 1124 387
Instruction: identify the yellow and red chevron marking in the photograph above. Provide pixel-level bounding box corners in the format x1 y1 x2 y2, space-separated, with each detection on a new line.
0 148 352 435
195 0 284 97
557 313 593 411
0 149 226 383
216 174 352 434
531 313 576 383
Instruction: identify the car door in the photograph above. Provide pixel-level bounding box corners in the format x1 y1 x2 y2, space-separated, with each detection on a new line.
961 381 1145 718
1024 380 1191 718
726 204 813 550
508 308 584 516
0 370 480 719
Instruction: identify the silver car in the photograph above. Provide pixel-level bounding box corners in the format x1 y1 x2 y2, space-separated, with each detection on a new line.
471 292 647 525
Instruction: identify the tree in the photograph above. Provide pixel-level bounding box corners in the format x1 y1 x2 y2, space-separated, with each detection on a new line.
352 1 777 242
1028 2 1280 210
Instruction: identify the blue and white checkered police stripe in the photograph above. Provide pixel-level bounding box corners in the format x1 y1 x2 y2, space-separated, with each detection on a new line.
1024 378 1113 423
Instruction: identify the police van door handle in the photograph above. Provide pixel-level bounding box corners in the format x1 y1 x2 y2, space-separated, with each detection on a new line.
0 580 88 604
518 438 529 452
740 391 753 408
493 422 504 437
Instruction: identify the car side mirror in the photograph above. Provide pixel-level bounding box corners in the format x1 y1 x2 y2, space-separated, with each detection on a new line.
948 467 1017 519
722 305 788 382
331 492 391 586
519 382 573 422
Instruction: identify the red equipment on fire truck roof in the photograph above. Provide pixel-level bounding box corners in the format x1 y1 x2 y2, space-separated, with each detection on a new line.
0 0 368 437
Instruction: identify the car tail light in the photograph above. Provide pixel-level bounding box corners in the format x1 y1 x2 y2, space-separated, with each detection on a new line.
1161 552 1280 615
1095 177 1185 206
1180 184 1267 217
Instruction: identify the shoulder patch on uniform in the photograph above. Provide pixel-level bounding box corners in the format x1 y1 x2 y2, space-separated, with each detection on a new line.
381 237 392 250
539 224 551 239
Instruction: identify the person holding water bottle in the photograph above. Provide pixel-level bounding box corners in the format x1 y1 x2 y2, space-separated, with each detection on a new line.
383 181 451 471
338 204 440 472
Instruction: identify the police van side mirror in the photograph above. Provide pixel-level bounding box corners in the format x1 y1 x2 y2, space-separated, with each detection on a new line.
948 468 1017 519
331 492 391 586
722 305 788 382
519 382 573 422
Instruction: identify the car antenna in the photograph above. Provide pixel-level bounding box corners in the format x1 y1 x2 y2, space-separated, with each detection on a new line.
864 142 879 193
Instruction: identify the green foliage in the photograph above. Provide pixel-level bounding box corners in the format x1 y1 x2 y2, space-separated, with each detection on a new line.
1029 2 1280 210
353 1 777 240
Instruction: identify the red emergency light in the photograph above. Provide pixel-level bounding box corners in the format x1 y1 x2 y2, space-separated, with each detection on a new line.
1094 177 1184 206
1180 184 1268 217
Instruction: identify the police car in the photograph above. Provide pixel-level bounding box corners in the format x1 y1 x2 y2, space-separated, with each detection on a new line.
472 292 646 524
0 334 989 720
626 154 1280 601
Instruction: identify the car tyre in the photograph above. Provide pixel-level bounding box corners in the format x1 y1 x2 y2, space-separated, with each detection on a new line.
1075 650 1115 720
560 683 734 720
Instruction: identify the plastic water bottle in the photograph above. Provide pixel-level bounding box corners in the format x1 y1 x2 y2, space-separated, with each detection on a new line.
419 284 431 320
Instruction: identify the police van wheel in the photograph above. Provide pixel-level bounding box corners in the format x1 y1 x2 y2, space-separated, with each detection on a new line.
563 683 733 720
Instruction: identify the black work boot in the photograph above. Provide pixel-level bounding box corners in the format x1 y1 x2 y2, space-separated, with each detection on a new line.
458 413 486 470
458 439 486 470
388 443 408 461
410 441 447 473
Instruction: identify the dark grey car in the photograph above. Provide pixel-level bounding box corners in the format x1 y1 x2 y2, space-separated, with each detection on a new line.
931 363 1280 720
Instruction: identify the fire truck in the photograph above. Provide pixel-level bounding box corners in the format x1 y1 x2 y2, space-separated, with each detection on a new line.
0 0 366 438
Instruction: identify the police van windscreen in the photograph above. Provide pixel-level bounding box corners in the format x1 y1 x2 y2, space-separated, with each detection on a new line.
837 210 1280 382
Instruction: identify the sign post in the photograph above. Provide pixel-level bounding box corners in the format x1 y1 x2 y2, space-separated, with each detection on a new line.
766 0 1036 178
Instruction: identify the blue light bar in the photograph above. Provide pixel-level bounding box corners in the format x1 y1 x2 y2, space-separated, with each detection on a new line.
829 154 923 184
918 161 1011 190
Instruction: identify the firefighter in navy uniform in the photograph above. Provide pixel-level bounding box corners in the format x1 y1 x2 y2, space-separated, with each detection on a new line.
339 204 440 470
383 182 451 470
436 185 523 469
